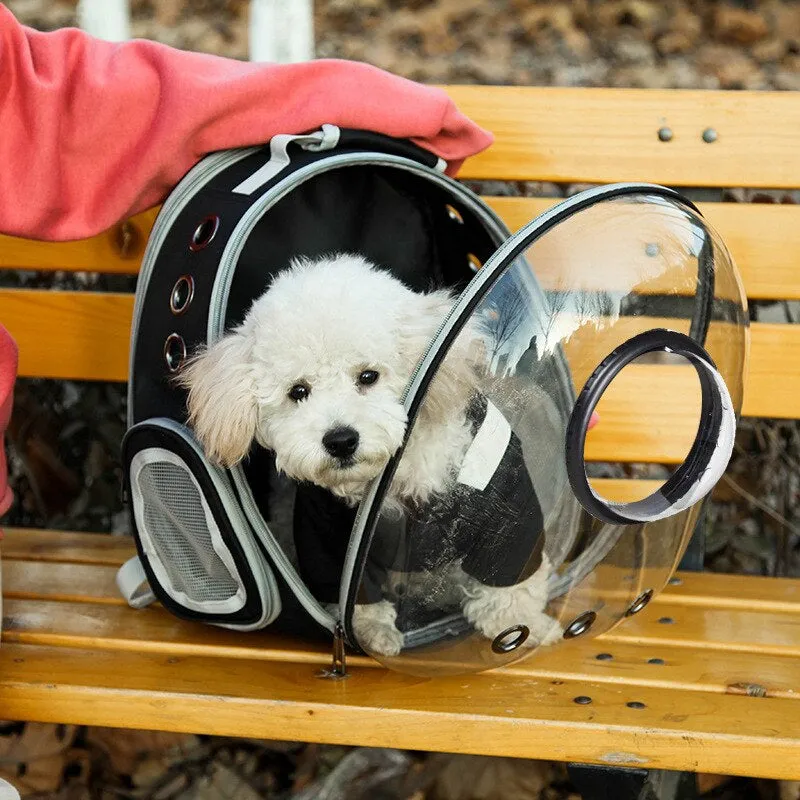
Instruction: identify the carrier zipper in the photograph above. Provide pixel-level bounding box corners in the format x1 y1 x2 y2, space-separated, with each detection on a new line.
231 467 337 632
318 622 348 679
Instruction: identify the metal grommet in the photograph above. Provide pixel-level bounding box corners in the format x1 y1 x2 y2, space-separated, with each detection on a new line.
625 589 654 617
627 701 646 709
668 576 682 586
189 215 220 252
164 333 187 372
491 624 530 654
445 204 464 224
645 242 660 257
467 253 482 272
658 616 675 625
702 127 718 144
595 652 613 661
648 658 665 665
563 610 596 639
170 275 195 316
657 126 673 142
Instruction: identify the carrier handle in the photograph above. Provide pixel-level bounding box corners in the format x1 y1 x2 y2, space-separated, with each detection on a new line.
116 555 157 609
565 329 736 525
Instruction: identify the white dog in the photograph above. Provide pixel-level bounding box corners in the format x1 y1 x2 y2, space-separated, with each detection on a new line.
179 254 559 656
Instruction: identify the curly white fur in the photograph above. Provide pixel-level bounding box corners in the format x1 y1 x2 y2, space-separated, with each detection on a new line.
180 254 558 656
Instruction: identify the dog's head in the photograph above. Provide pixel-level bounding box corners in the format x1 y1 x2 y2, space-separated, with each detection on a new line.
179 253 466 502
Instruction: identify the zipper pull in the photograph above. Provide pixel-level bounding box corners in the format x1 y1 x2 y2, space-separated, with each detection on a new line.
318 622 348 680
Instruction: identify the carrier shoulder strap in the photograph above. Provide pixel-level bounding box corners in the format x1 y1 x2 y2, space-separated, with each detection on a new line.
116 555 157 609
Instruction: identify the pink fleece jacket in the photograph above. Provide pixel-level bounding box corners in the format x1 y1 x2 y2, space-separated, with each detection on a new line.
0 5 493 242
0 6 495 525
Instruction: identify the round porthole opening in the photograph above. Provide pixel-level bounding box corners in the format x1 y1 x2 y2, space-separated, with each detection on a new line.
491 624 530 653
626 589 654 617
189 215 220 252
164 333 187 372
563 610 597 639
170 275 195 315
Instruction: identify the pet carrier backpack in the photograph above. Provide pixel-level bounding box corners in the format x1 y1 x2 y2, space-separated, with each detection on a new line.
117 125 748 676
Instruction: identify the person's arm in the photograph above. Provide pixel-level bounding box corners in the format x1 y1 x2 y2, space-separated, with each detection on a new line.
0 6 492 241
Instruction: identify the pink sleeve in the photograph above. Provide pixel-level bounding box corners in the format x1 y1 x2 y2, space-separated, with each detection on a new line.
0 6 493 241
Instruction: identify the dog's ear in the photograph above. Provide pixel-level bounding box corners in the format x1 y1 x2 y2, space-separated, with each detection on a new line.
398 289 476 426
177 330 258 467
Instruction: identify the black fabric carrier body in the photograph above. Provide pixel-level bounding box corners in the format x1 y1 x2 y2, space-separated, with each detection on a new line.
119 125 748 676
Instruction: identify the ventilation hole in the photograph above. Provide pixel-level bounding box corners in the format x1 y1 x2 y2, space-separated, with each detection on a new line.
648 658 665 665
164 333 187 372
658 616 675 625
668 576 682 586
626 589 654 617
564 610 596 639
574 696 592 705
491 624 530 654
134 459 240 604
170 275 195 315
595 653 613 661
467 253 483 272
445 204 464 224
627 701 646 709
189 215 220 252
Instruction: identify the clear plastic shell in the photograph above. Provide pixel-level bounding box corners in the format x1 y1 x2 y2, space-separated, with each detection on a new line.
346 187 748 676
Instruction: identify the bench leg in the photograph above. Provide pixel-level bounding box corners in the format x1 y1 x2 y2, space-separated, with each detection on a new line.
567 764 698 800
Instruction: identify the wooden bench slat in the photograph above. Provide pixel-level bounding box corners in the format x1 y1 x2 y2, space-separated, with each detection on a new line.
4 576 800 700
1 609 798 699
445 87 800 188
3 201 798 305
664 572 800 614
1 529 136 565
6 535 799 611
0 209 157 274
487 198 800 302
1 290 132 382
604 604 800 658
2 642 799 780
3 561 124 605
1 287 795 460
5 582 798 659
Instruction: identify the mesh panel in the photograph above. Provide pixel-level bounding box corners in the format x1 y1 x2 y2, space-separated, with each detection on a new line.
135 460 240 604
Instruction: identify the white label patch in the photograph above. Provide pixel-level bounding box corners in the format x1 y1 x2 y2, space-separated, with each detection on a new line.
457 400 513 491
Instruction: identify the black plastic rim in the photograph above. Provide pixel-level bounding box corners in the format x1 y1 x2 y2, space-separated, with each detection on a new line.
565 328 725 525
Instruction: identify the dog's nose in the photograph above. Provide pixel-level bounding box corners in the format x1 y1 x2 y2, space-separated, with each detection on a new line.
322 426 360 459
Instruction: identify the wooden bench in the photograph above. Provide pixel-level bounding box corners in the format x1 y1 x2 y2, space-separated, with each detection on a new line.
2 87 800 796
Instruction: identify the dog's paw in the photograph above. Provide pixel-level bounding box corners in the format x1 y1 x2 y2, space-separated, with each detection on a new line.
461 562 563 649
352 600 405 657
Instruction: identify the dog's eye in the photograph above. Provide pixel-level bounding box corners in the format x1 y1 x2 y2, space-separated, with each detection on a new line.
288 383 310 402
358 370 379 387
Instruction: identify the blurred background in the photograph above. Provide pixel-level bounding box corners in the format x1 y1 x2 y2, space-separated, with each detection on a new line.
3 1 800 798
